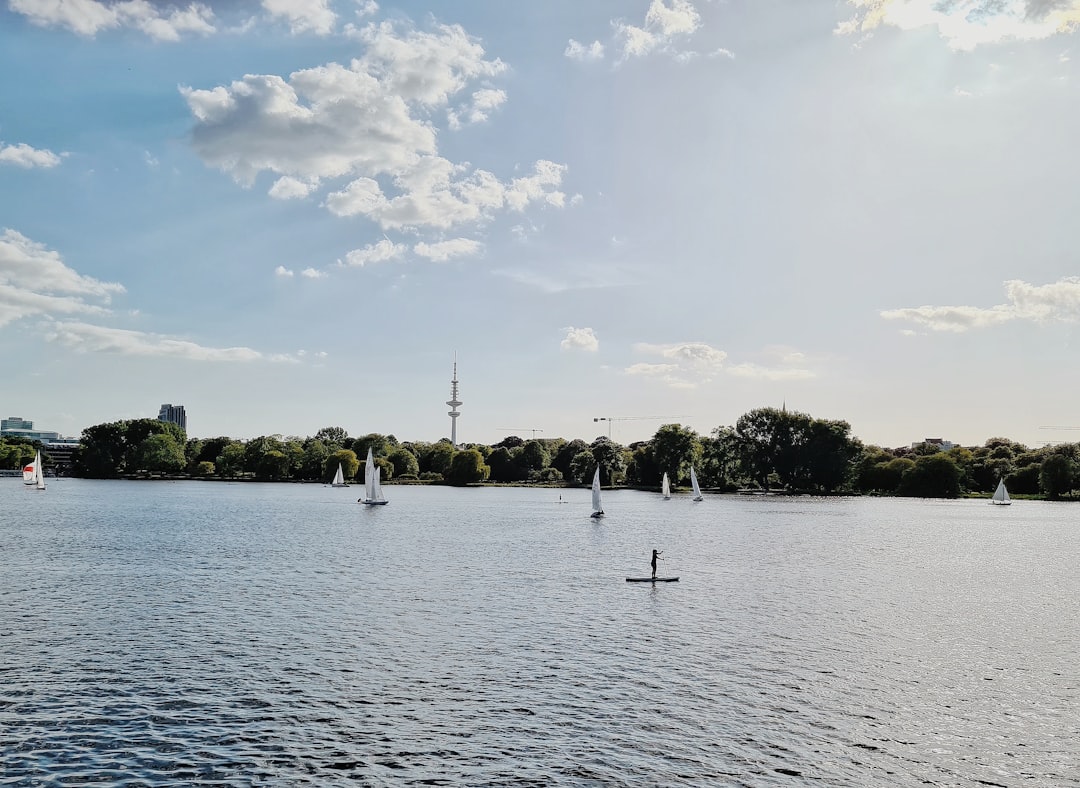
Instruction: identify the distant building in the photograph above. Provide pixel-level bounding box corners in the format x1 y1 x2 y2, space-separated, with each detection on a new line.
912 438 956 451
1 416 33 432
158 403 187 431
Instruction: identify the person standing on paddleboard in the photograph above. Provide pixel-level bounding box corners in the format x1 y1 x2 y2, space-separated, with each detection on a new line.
651 549 663 578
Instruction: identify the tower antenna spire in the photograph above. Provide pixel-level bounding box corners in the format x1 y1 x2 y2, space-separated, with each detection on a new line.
447 354 462 448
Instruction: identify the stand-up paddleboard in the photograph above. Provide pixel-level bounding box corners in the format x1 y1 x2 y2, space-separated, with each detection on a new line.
626 577 679 583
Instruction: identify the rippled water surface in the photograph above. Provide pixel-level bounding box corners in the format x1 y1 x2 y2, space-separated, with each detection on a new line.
2 480 1078 786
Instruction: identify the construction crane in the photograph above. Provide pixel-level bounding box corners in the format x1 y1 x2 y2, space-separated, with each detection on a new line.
592 415 687 439
496 427 545 439
1039 426 1080 430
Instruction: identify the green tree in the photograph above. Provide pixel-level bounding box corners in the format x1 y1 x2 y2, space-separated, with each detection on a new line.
387 447 419 478
518 440 551 479
795 419 862 493
650 424 700 489
589 437 626 486
569 449 596 485
1039 453 1076 499
314 426 349 448
486 446 516 482
134 433 186 473
194 460 215 476
446 448 489 485
216 442 246 477
326 449 360 483
299 439 330 480
701 427 741 490
74 421 128 478
897 453 961 498
352 433 390 459
426 441 455 477
552 439 588 480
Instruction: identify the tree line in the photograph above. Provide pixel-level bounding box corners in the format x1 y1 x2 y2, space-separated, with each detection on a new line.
8 406 1080 499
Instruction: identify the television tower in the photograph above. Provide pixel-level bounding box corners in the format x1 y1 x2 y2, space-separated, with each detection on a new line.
447 355 462 448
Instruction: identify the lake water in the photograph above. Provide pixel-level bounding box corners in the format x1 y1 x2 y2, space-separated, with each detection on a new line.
1 480 1077 787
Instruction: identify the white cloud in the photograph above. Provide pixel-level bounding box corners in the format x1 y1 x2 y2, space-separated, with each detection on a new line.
45 321 296 362
448 87 508 129
183 20 569 233
837 0 1080 51
341 238 407 267
614 0 703 60
414 238 483 262
725 363 817 381
565 39 605 61
300 267 326 278
627 341 816 387
274 265 294 277
881 277 1080 332
9 0 216 41
262 0 336 35
561 326 599 352
0 142 63 168
268 176 316 199
0 229 125 327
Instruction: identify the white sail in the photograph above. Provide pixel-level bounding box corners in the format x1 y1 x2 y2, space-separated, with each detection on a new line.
690 466 703 502
991 478 1011 505
331 463 346 487
361 447 389 505
31 451 45 491
22 455 36 485
590 466 604 517
662 472 671 499
373 466 386 502
364 448 376 500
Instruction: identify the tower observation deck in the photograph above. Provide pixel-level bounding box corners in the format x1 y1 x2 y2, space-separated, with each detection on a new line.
447 358 462 447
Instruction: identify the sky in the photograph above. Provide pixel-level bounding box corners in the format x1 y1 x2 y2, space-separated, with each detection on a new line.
3 0 1080 450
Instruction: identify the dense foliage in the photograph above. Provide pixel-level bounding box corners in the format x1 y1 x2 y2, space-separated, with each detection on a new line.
49 410 1080 499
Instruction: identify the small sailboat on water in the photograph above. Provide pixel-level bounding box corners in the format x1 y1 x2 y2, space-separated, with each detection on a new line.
590 466 604 518
661 472 671 500
23 451 45 491
690 466 703 502
991 478 1011 506
331 463 347 488
360 447 388 505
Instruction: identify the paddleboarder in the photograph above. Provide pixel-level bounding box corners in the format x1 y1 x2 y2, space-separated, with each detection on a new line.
651 549 663 578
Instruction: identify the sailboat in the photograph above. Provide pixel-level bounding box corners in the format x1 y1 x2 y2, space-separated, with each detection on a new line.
690 466 704 502
991 478 1011 506
661 472 671 499
360 447 388 505
24 451 45 490
590 466 604 518
331 463 347 488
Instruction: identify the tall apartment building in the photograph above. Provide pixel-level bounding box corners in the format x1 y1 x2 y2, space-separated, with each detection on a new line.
158 403 187 432
1 416 34 432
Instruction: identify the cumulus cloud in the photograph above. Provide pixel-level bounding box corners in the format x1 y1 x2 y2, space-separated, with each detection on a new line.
0 229 124 327
615 0 703 60
183 20 568 232
340 238 407 267
262 0 336 35
837 0 1080 51
627 341 816 387
300 267 326 278
565 39 605 61
414 238 482 262
448 88 508 129
1 229 295 362
0 142 64 168
45 321 296 362
881 277 1080 331
9 0 216 41
274 265 294 277
268 176 317 199
561 326 599 352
